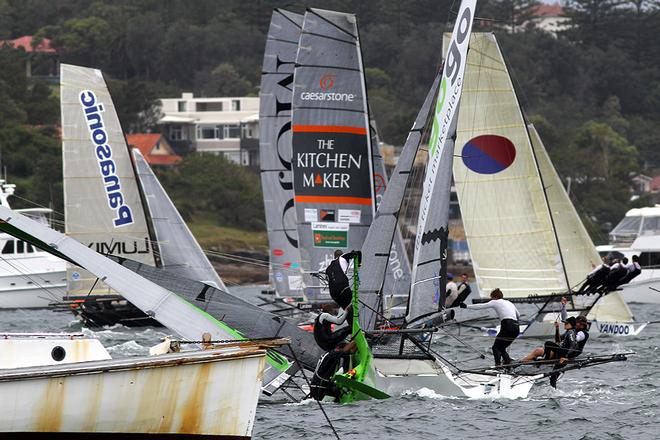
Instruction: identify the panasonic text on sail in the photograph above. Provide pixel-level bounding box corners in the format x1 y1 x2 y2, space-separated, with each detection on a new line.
79 90 134 227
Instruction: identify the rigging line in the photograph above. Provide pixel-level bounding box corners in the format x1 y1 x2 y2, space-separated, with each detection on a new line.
286 344 341 440
434 323 489 358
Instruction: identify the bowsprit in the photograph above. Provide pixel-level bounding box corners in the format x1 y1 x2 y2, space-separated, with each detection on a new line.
79 90 134 228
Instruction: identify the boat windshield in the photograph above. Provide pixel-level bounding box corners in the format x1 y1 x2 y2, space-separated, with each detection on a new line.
641 216 660 236
609 215 642 245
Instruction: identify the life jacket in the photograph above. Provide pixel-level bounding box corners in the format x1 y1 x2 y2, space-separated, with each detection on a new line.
576 330 589 355
313 314 351 352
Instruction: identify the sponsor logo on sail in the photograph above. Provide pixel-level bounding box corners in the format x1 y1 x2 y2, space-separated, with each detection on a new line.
79 90 134 228
273 248 284 257
299 74 355 102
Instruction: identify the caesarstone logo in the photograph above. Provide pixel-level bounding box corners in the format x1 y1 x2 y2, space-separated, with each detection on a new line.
299 73 355 102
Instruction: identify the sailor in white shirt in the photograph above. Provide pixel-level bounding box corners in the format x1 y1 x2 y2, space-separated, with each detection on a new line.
444 273 459 308
461 288 520 365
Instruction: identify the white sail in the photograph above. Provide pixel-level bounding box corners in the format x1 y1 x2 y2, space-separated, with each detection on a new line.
528 124 634 322
452 33 566 298
408 0 477 321
61 64 156 295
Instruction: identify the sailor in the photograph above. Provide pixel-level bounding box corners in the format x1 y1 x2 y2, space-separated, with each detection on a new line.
618 254 642 286
447 273 472 308
602 258 628 291
325 250 361 309
443 273 458 309
577 256 610 295
309 341 357 401
460 288 520 366
572 315 590 358
521 310 578 363
313 305 352 352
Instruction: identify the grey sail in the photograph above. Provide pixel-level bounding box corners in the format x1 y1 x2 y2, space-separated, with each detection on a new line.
359 75 441 331
291 8 375 302
370 117 413 318
132 149 227 291
108 256 323 369
259 9 305 298
60 64 157 296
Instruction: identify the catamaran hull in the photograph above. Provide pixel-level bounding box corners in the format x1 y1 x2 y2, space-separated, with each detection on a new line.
619 278 660 304
0 349 265 438
373 358 536 399
486 320 648 338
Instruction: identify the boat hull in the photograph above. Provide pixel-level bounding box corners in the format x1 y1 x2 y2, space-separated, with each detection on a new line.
373 357 536 399
487 319 648 338
619 276 660 304
0 348 265 438
0 271 66 309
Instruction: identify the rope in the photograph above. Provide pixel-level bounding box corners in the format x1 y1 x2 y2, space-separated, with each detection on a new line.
287 343 341 440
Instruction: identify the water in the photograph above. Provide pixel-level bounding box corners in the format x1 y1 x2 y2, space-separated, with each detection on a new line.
1 298 658 440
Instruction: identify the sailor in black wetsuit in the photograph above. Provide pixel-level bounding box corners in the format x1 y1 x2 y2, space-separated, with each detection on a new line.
310 341 357 401
313 305 352 352
325 250 361 309
618 254 642 286
572 315 590 358
602 258 628 292
577 257 610 295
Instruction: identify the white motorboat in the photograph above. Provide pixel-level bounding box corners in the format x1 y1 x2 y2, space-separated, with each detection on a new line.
597 206 660 304
0 181 66 309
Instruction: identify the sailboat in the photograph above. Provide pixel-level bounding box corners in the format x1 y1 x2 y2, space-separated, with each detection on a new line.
287 7 412 311
450 33 647 337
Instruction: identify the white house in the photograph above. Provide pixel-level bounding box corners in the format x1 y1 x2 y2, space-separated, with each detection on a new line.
158 93 260 166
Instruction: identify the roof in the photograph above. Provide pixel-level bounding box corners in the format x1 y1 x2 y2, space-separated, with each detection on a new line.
1 36 56 53
650 176 660 192
126 133 182 166
533 3 564 18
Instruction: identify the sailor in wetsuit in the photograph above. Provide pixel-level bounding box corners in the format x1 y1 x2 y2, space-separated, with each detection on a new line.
461 288 520 366
577 256 610 295
602 258 628 292
325 250 361 309
309 340 357 401
618 254 642 287
447 273 472 309
313 305 352 352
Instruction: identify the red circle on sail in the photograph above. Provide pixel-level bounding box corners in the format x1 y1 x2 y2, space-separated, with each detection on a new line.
462 135 516 174
273 249 284 257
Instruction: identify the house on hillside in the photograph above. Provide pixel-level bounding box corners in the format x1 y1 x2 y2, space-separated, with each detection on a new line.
0 35 59 80
528 3 570 35
157 93 259 167
126 133 182 166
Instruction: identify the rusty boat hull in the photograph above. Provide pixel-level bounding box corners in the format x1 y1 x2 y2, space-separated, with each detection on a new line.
0 346 267 438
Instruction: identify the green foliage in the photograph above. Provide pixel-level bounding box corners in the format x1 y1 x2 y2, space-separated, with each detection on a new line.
155 154 265 231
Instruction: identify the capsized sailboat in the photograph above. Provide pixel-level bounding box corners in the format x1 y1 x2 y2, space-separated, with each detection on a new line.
450 33 646 337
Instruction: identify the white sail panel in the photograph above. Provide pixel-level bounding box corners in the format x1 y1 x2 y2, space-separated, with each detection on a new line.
529 124 634 322
61 64 156 295
452 33 566 298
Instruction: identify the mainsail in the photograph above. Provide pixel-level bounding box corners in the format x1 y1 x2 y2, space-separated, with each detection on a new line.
360 75 441 330
132 149 226 290
259 9 305 298
528 124 634 322
370 118 412 316
291 8 375 301
407 0 477 323
61 64 157 296
451 33 566 298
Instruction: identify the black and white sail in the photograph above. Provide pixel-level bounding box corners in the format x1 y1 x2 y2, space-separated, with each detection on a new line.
291 9 375 301
259 10 305 298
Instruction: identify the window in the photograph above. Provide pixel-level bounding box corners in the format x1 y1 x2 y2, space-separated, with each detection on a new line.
197 125 218 140
27 244 35 253
641 216 660 236
16 240 24 254
1 240 14 254
196 102 223 112
232 99 241 111
177 101 187 112
225 124 241 139
639 252 660 268
169 125 184 141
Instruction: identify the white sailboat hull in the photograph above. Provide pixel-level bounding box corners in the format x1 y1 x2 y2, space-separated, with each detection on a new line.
373 357 537 399
0 257 66 309
619 274 660 304
0 348 265 438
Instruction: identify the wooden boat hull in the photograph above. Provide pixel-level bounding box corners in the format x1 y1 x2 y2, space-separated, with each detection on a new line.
0 348 266 438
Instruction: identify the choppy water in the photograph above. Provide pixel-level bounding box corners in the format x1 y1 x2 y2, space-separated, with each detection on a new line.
1 292 658 440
